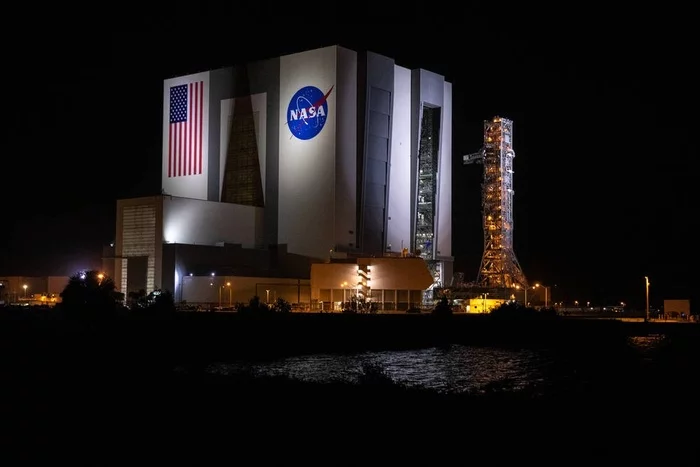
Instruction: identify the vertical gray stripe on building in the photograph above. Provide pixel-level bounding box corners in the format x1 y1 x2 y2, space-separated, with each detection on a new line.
360 52 395 254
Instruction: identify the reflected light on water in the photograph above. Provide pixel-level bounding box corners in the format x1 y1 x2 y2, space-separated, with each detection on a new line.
207 345 555 395
627 334 667 354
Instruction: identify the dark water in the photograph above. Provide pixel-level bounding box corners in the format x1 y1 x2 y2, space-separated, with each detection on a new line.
207 345 555 394
202 334 677 397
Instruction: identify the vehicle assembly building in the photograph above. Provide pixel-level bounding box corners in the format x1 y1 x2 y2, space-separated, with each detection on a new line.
109 45 454 305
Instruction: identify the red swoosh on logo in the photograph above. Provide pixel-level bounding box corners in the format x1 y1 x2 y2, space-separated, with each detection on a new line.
313 85 333 109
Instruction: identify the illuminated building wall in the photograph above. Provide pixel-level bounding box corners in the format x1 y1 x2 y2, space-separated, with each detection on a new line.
177 276 311 306
386 65 412 255
310 257 433 310
162 196 263 248
278 46 354 261
115 197 161 294
438 82 452 261
115 195 264 295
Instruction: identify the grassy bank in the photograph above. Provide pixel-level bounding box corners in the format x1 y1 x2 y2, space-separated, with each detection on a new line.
2 309 698 362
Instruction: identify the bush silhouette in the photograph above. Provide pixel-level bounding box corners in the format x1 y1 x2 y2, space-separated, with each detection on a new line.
273 298 292 313
128 289 148 309
238 295 273 316
489 301 558 320
133 289 176 316
432 295 453 316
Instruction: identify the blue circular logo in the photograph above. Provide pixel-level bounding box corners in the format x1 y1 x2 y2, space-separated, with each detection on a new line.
286 85 332 140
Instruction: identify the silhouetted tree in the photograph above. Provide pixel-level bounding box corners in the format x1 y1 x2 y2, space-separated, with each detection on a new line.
273 297 292 313
133 289 176 316
432 295 452 316
239 295 273 316
59 270 118 318
128 289 148 309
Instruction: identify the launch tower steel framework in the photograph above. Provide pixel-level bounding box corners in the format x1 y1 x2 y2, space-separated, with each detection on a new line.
463 116 527 289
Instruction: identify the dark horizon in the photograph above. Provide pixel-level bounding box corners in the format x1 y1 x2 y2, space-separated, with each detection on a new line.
2 11 696 309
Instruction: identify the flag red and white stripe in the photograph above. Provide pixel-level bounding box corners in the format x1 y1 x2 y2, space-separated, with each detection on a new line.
168 81 204 177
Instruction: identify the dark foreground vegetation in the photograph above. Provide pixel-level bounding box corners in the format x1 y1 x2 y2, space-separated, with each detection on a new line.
1 272 697 462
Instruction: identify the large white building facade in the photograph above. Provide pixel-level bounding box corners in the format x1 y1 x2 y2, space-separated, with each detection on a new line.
113 45 453 300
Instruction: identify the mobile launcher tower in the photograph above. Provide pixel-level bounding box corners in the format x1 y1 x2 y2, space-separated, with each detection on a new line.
463 116 527 292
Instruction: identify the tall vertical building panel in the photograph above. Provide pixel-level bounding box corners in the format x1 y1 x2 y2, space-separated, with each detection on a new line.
437 81 452 259
335 47 358 252
278 46 337 260
252 59 282 247
387 65 412 254
161 71 210 200
359 52 395 254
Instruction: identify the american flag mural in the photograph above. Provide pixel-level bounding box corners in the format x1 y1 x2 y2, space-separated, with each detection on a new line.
168 81 204 177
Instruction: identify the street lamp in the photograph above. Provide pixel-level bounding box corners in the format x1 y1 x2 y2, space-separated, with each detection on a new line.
534 283 550 308
218 283 232 309
226 282 232 307
23 284 28 298
515 285 524 305
645 276 650 322
515 284 537 307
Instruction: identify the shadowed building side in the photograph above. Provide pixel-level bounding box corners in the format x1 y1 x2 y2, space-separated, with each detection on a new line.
221 66 265 207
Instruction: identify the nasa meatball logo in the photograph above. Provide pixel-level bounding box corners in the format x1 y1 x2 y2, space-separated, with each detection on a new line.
286 85 334 140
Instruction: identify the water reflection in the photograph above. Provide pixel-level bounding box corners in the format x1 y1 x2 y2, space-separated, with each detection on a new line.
207 345 556 394
627 334 666 353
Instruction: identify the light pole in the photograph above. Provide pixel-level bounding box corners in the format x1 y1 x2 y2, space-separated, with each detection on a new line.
515 285 525 305
23 284 28 299
515 284 536 307
645 276 650 322
266 289 270 304
226 282 232 307
534 283 549 308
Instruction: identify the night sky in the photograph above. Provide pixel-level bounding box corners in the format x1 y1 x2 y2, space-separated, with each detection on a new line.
2 8 696 308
